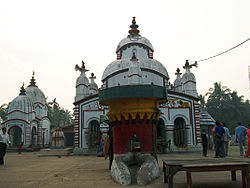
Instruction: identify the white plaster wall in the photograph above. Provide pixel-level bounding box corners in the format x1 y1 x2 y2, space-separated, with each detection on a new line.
169 108 190 125
107 70 164 88
121 46 148 59
183 82 198 97
107 72 128 87
8 111 35 122
141 71 163 86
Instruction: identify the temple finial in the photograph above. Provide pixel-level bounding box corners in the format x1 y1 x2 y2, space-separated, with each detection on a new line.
175 68 181 74
28 71 37 87
82 61 85 69
19 82 26 95
128 17 140 36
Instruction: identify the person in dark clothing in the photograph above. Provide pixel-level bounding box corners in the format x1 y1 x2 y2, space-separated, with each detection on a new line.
201 129 208 157
104 126 114 170
214 121 225 158
108 128 113 170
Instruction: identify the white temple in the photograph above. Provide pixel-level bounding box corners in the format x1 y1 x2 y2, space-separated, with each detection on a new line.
73 18 201 154
2 73 50 148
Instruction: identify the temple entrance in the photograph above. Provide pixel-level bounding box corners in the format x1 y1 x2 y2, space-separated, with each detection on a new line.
8 126 22 147
174 117 186 147
156 118 168 153
87 120 100 150
31 127 36 146
156 118 166 140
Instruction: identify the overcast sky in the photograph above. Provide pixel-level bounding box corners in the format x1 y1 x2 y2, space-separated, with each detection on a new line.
1 0 250 111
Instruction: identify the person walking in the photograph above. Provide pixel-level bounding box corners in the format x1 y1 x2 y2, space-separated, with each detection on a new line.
0 127 10 165
222 122 231 156
214 121 225 158
245 124 250 157
104 128 113 170
201 129 208 157
235 122 248 156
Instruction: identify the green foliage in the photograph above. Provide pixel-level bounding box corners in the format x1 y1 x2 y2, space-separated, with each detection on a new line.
204 82 250 132
0 103 8 122
47 98 73 128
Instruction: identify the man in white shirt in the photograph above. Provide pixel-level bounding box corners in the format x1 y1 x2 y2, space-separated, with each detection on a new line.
0 127 10 165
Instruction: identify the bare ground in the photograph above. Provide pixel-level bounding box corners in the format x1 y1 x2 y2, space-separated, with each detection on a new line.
0 146 249 188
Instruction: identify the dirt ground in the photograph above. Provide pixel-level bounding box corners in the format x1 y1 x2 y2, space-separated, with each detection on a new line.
0 146 249 188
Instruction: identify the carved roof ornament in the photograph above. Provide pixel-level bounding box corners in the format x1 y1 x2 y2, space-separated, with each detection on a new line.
183 60 198 71
130 52 138 61
75 60 89 73
128 17 140 37
19 82 26 95
28 71 37 87
175 68 182 76
89 73 96 81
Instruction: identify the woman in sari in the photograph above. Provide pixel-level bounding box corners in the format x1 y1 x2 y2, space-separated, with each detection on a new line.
245 124 250 157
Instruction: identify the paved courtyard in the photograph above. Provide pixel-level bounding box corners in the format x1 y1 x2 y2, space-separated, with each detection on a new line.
0 146 249 188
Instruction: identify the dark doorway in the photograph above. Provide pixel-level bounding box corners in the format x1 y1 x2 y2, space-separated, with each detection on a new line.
31 127 36 146
156 118 166 140
87 120 100 150
174 117 186 147
8 126 22 147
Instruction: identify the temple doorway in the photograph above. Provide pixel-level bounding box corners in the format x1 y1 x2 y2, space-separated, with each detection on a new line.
87 120 100 150
31 127 36 146
8 126 22 147
173 117 187 147
156 118 166 140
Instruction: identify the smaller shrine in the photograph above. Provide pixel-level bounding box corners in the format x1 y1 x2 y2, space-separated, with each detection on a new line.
2 73 51 148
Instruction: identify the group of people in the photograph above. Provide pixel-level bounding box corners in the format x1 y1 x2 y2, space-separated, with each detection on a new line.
201 121 250 158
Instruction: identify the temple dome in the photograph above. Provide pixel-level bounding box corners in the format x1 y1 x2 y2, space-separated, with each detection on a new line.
102 59 169 81
116 35 154 53
25 75 46 105
181 72 196 83
76 74 89 87
8 85 34 114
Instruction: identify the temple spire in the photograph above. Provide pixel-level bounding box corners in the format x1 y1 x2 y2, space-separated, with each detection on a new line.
19 82 26 95
128 17 140 36
28 71 37 87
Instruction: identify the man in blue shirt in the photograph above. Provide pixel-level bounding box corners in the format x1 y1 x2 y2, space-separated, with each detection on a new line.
235 122 248 156
214 121 225 158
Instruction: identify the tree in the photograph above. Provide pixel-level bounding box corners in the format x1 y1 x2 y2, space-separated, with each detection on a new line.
47 98 73 128
205 82 250 132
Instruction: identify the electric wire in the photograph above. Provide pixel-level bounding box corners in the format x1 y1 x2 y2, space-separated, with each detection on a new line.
192 37 250 63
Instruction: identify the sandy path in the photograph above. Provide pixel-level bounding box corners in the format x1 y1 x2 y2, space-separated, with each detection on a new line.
0 146 249 188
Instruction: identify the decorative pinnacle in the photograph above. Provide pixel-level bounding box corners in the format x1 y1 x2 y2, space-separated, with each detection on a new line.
129 17 140 36
183 60 190 69
175 68 182 75
28 71 37 87
90 73 96 80
19 82 26 95
82 61 85 69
